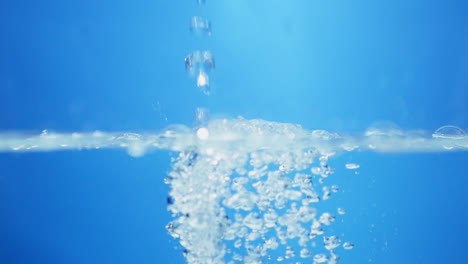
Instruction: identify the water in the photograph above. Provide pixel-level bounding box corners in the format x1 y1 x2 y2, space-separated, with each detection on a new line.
0 120 467 264
1 1 468 264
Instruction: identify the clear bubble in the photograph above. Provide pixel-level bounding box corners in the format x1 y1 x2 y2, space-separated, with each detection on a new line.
323 236 341 250
343 242 355 250
432 125 465 139
313 254 328 263
337 208 346 215
190 16 211 36
300 248 312 258
345 163 360 169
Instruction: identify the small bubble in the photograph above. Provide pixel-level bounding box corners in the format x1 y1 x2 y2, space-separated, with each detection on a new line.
345 163 360 170
331 185 339 193
285 246 295 259
300 248 312 258
337 208 346 215
343 242 354 250
234 239 242 248
319 212 335 225
323 236 341 250
311 167 321 175
313 254 328 263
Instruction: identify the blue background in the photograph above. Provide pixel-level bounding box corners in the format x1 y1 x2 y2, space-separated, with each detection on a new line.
0 0 467 263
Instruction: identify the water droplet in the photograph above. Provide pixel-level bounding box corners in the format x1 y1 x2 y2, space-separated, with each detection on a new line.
190 16 211 36
185 51 214 95
195 107 210 127
343 242 354 250
345 163 360 169
432 125 465 139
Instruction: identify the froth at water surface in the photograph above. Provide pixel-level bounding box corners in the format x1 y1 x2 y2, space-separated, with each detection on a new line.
0 118 466 155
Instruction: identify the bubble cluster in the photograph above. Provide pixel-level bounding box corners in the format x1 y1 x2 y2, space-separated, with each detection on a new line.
165 120 350 264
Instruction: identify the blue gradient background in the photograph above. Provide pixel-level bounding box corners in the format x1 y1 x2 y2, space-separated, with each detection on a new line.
1 1 467 263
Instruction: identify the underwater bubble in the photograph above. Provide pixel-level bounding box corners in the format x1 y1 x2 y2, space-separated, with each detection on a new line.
343 242 354 250
331 185 339 193
285 246 296 259
432 125 465 139
190 16 211 36
323 236 341 250
345 163 360 169
299 248 312 258
337 208 346 215
313 254 328 263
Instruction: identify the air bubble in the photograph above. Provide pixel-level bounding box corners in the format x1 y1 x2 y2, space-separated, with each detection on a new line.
299 248 312 258
432 125 465 139
345 163 360 169
343 242 354 250
313 254 328 263
323 236 341 250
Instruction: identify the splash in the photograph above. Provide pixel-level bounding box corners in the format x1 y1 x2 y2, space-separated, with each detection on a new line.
0 119 467 263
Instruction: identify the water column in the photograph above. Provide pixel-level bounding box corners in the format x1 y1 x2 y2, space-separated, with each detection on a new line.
167 2 226 263
185 0 214 95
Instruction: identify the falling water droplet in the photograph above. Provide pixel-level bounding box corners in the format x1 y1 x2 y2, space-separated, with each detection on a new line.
190 16 211 36
185 51 215 95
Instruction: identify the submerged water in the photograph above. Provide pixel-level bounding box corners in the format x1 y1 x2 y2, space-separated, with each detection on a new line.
1 1 468 264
